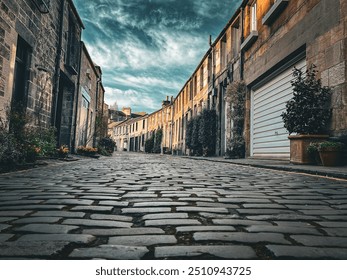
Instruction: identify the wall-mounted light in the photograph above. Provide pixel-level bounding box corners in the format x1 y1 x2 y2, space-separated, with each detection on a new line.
31 0 50 14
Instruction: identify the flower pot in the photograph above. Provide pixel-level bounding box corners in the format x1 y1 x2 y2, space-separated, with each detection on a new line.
319 150 343 166
288 135 329 165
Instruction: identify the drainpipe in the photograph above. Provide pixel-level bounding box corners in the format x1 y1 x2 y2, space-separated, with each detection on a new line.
71 41 83 153
240 7 245 80
94 76 101 147
52 0 65 129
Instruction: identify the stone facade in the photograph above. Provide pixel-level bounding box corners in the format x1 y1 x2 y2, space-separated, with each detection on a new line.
120 0 346 160
74 42 98 148
0 0 107 151
0 0 61 127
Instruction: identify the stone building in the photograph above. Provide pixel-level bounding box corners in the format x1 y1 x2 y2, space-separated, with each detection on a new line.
74 42 99 148
240 0 347 159
123 0 346 161
0 0 106 152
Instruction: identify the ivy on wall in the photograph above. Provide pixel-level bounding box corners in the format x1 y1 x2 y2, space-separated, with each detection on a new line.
186 109 217 156
225 82 246 158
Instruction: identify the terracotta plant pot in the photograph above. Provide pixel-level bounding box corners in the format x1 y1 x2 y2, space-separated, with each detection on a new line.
288 135 329 165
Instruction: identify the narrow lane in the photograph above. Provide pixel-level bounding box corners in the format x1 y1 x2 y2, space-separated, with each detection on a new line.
0 152 346 259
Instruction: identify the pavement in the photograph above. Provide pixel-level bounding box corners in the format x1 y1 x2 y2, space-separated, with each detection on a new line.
0 152 346 259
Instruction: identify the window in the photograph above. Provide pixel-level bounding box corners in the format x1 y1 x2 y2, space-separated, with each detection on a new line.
251 2 257 32
11 36 31 115
262 0 289 25
200 65 204 90
220 36 226 69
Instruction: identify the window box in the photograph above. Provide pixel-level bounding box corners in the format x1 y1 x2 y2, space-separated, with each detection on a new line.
262 0 289 26
240 31 258 51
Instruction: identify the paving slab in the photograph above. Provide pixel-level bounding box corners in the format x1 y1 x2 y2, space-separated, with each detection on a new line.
0 224 10 231
90 214 133 222
142 213 188 220
194 232 290 244
31 211 85 218
14 224 79 234
290 235 347 247
0 241 70 258
266 245 347 259
177 207 229 213
62 218 132 228
176 226 236 232
245 225 321 235
12 217 62 224
69 245 149 259
108 235 177 246
0 234 13 242
155 245 257 259
71 206 113 212
121 207 171 214
145 219 201 226
83 227 165 236
17 234 96 244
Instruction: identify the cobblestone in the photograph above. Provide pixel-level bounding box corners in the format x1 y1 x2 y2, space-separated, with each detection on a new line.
82 227 165 236
62 218 133 228
155 245 257 259
0 152 346 259
266 245 347 259
69 245 149 259
145 219 201 226
17 234 96 244
194 232 290 244
108 235 177 246
14 224 79 234
0 241 70 258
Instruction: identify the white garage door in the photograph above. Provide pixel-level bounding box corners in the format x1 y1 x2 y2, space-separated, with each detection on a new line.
251 59 306 159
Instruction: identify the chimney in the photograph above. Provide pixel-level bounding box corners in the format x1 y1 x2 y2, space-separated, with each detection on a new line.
209 35 212 46
122 107 131 117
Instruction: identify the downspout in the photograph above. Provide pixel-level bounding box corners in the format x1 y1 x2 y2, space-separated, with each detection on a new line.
240 7 245 81
72 41 83 153
94 76 101 147
52 0 65 129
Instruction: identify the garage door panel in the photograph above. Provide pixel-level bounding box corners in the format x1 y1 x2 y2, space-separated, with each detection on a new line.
253 119 287 131
254 81 292 105
253 146 290 154
254 140 290 149
254 93 293 116
251 59 306 158
254 110 287 125
253 129 288 141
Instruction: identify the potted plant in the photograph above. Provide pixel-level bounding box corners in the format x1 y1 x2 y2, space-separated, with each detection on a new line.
318 141 345 166
307 142 321 165
281 65 332 164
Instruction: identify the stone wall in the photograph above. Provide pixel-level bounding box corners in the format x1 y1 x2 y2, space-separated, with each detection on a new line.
0 0 60 128
242 0 347 157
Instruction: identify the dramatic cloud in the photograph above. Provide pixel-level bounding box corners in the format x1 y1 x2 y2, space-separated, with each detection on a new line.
74 0 242 113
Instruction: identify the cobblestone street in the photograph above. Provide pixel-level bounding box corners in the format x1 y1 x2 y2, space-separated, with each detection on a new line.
0 152 347 260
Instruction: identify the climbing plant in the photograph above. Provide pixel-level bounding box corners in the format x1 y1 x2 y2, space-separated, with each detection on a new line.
225 82 246 158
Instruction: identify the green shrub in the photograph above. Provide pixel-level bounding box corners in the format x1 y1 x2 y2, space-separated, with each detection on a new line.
281 65 332 134
153 128 163 153
99 137 116 154
0 130 22 166
145 134 154 153
199 109 217 156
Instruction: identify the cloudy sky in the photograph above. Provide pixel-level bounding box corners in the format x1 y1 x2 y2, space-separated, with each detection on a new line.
74 0 242 113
